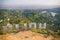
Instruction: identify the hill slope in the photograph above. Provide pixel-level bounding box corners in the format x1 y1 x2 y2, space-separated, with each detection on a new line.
0 31 60 40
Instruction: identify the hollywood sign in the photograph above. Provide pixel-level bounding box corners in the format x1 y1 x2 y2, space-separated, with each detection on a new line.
2 23 46 30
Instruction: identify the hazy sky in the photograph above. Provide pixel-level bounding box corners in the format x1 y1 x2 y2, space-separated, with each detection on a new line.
0 0 60 6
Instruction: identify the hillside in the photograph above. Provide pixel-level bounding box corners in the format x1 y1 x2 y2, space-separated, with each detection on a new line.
0 31 60 40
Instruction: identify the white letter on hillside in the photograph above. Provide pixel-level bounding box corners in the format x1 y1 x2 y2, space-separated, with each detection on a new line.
39 23 46 29
29 23 36 29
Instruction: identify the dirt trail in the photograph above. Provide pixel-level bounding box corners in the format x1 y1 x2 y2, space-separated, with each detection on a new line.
0 31 60 40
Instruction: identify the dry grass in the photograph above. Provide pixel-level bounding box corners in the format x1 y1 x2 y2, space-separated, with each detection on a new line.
0 30 60 40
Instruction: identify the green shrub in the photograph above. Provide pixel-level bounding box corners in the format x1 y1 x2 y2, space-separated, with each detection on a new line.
57 30 60 35
0 31 3 35
0 30 8 35
2 31 8 35
0 30 19 35
9 30 19 33
49 31 54 35
31 29 47 34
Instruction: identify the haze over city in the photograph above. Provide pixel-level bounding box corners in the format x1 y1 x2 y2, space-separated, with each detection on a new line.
0 0 60 9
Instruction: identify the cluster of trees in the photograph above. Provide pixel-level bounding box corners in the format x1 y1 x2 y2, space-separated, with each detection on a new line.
0 9 60 35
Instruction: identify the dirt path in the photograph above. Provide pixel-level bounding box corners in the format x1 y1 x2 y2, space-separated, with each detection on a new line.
0 31 60 40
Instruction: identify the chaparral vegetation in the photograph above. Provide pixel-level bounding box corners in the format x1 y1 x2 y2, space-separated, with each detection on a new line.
0 9 60 35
